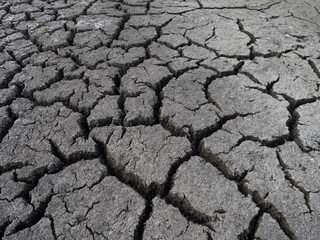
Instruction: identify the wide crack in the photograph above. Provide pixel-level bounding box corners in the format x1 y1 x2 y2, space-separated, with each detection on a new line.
199 144 299 240
1 1 320 239
93 135 214 238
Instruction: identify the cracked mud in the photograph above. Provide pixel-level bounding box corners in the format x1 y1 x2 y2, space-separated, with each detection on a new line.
1 0 320 239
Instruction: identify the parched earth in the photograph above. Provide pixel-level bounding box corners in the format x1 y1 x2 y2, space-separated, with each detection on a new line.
1 0 320 239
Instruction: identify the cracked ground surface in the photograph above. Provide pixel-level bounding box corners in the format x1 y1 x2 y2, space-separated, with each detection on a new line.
0 0 320 239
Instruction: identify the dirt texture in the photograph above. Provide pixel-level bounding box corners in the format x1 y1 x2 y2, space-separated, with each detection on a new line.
1 0 320 239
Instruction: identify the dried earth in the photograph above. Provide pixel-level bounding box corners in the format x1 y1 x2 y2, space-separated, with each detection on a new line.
1 0 320 239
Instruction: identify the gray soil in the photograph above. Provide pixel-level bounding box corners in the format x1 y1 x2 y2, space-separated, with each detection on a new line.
1 0 320 239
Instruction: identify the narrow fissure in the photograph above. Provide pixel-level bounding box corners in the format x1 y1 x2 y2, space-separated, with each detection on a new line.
308 59 320 79
237 18 256 46
153 75 174 125
5 194 54 237
133 200 153 240
94 139 156 199
238 209 264 240
276 151 312 213
165 193 215 231
284 95 317 152
160 153 193 198
200 146 298 240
